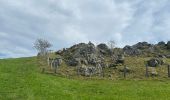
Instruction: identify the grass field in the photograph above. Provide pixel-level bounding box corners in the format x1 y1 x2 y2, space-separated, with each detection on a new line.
0 57 170 100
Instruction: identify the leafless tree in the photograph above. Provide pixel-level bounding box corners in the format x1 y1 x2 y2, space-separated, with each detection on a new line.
108 40 115 50
34 38 52 73
34 38 52 56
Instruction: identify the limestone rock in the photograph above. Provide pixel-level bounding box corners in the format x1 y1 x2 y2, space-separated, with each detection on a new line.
157 41 166 47
123 45 141 55
78 65 97 76
147 58 164 67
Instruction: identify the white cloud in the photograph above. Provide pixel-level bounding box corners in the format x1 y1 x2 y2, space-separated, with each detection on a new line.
0 0 170 58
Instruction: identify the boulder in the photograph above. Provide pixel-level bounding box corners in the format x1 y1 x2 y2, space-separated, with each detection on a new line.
77 44 96 56
97 43 109 50
147 58 164 67
67 58 79 66
157 41 166 47
97 43 111 55
134 42 152 49
147 59 158 67
123 45 141 55
78 65 97 76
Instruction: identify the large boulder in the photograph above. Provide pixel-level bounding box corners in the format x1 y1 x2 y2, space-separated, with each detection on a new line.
97 43 109 50
123 45 141 55
157 41 166 47
62 42 98 66
134 42 152 49
97 43 111 55
77 42 96 56
67 58 79 66
78 65 97 76
147 58 164 67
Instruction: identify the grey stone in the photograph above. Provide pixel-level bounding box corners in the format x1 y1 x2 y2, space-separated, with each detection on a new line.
97 43 111 55
78 65 97 76
158 41 166 47
67 58 79 66
147 58 164 67
123 45 141 55
97 43 109 50
134 42 152 49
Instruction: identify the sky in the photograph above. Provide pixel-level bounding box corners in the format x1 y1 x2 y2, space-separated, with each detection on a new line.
0 0 170 58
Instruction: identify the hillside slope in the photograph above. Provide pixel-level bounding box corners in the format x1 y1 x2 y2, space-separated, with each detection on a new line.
0 57 170 100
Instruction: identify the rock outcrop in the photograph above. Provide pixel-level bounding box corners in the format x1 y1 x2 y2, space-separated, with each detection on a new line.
123 41 170 56
157 41 166 47
123 45 141 55
77 65 97 76
97 43 111 55
58 42 110 71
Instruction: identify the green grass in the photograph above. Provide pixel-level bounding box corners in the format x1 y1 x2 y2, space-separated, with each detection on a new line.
0 57 170 100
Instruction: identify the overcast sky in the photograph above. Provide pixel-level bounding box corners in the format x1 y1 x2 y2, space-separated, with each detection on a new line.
0 0 170 58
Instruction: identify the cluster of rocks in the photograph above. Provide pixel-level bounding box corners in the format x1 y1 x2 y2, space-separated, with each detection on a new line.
53 41 169 77
59 42 109 67
123 42 154 55
77 65 96 76
55 42 109 76
123 41 170 56
77 64 103 77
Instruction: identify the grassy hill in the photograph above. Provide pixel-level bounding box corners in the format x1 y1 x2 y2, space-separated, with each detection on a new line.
0 57 170 100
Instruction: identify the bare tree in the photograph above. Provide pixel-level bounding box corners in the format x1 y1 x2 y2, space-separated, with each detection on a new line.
108 40 115 50
34 38 52 73
34 38 52 56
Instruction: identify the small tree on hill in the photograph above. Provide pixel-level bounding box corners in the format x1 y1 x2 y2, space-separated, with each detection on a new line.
34 38 52 72
108 40 116 56
108 40 115 50
34 38 52 56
